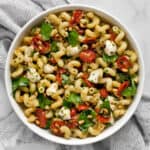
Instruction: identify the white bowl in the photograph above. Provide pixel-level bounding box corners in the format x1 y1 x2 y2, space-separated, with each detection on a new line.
5 4 145 145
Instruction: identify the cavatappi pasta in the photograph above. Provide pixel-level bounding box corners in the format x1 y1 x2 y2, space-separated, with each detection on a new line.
10 10 139 139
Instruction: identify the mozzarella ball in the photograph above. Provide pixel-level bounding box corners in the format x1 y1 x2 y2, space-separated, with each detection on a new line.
104 40 117 56
44 64 55 74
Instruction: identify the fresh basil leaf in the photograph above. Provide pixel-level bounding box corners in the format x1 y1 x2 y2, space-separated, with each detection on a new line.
40 22 53 41
122 79 137 97
37 94 52 109
79 109 96 131
103 53 118 63
101 99 111 110
67 93 81 104
51 41 59 52
62 74 71 85
79 121 94 132
63 100 73 108
79 109 96 120
45 120 51 129
122 81 137 97
118 73 129 82
67 30 79 46
12 77 29 92
122 86 136 97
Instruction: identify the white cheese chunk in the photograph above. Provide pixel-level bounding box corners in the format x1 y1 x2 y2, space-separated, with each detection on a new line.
88 69 103 84
46 83 58 96
66 45 81 56
26 68 41 82
24 46 34 62
57 107 71 120
104 40 117 56
43 64 55 74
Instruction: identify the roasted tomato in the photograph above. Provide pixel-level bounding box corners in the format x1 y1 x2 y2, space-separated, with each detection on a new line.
117 81 129 96
49 57 57 64
83 37 96 44
82 73 94 87
77 28 84 35
70 10 83 25
70 108 77 118
117 55 132 71
50 120 65 136
66 119 78 129
56 68 66 84
35 108 47 128
79 50 96 63
108 29 117 41
77 104 89 111
97 115 110 123
32 36 50 54
95 108 100 113
100 88 108 98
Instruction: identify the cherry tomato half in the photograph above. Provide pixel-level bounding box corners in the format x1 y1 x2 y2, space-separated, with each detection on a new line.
110 32 117 41
117 55 132 71
50 120 65 136
32 36 50 54
95 108 100 113
70 10 83 25
97 115 110 123
77 104 89 111
100 88 108 98
83 37 96 44
108 29 117 41
79 50 96 63
56 68 67 85
66 119 78 129
49 57 57 64
70 108 77 118
35 108 47 128
117 81 129 96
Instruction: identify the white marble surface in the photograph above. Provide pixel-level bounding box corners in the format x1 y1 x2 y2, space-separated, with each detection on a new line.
0 0 149 149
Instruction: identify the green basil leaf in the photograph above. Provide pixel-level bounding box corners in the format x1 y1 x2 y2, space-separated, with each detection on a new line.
79 109 96 131
45 120 51 129
51 41 59 52
63 100 73 108
12 77 29 92
122 80 137 97
122 86 136 97
67 30 79 46
79 109 96 121
103 53 118 63
118 73 129 82
67 93 81 104
37 94 52 109
101 99 111 110
40 22 53 41
62 74 71 85
79 121 94 132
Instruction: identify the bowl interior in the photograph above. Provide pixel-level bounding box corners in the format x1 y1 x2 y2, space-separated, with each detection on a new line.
5 4 144 145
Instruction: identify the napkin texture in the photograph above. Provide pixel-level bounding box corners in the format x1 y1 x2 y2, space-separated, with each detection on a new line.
0 0 150 150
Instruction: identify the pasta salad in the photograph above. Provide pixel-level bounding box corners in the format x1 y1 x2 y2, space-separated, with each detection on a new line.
10 10 139 139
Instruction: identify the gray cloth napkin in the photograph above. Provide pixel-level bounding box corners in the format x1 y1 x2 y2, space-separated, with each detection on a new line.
0 0 150 150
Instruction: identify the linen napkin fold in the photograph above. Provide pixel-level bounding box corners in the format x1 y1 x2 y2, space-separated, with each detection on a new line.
0 0 150 150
